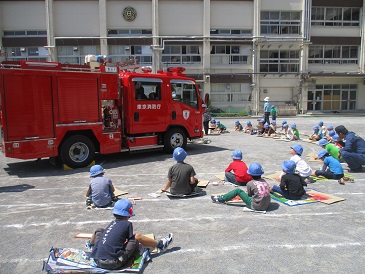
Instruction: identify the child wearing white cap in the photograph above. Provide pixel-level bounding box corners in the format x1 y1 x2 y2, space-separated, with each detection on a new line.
89 199 173 270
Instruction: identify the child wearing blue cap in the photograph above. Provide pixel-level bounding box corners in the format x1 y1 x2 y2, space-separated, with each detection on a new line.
85 165 116 208
318 138 341 160
287 123 300 141
234 120 243 131
243 121 254 134
271 160 307 200
223 149 252 185
270 105 278 121
314 150 352 184
208 118 217 134
211 163 271 211
309 125 323 141
288 144 313 184
161 147 198 194
216 120 228 133
89 199 173 270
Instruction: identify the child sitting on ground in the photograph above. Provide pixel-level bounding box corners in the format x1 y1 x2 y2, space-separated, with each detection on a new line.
287 123 300 141
258 123 270 137
211 163 271 211
314 150 352 184
256 118 265 136
318 138 341 160
280 123 289 138
223 150 252 185
216 120 228 133
288 144 313 184
161 147 198 195
89 199 173 270
208 118 217 134
281 120 287 130
271 160 307 200
85 165 117 208
332 134 344 149
309 125 323 141
243 121 254 134
269 121 277 137
325 127 336 142
234 120 243 131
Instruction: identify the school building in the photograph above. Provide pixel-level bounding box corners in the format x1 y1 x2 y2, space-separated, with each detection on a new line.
0 0 364 115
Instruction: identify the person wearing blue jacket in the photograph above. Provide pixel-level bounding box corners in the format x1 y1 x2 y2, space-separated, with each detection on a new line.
335 125 365 173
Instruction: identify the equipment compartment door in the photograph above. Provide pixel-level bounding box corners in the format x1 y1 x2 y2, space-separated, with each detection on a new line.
3 74 54 141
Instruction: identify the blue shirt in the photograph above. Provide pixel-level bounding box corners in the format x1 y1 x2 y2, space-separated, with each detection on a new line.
322 156 343 175
264 102 270 112
89 177 113 207
343 131 365 154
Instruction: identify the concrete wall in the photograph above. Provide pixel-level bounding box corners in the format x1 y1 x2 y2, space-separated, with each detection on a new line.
211 1 254 28
159 0 203 35
1 1 46 30
54 1 99 36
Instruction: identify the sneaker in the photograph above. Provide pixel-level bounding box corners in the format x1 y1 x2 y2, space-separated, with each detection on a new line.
211 195 224 203
157 233 173 253
338 179 345 185
342 177 355 183
85 240 93 251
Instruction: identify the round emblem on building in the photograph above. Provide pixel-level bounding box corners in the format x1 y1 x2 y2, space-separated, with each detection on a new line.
122 7 137 22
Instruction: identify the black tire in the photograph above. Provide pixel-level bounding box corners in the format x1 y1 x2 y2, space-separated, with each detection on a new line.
164 128 187 153
60 135 95 168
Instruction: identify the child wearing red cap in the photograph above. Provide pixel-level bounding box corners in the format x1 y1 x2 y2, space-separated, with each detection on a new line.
89 199 173 270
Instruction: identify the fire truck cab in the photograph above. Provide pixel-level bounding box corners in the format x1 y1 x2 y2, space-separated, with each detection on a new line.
0 61 204 168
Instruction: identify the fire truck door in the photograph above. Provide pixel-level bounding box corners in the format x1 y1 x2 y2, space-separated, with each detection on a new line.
129 78 165 134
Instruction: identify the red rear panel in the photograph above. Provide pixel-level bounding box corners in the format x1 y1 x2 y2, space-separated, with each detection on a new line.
57 74 99 124
3 74 54 141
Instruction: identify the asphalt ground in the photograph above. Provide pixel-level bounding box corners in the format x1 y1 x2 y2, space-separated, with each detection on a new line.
1 115 365 274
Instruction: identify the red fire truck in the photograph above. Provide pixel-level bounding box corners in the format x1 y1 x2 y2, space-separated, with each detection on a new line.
0 61 204 168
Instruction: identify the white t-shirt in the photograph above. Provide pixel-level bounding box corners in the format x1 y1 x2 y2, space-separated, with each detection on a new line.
290 154 312 177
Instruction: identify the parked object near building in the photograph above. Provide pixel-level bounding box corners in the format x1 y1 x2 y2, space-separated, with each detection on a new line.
0 61 204 168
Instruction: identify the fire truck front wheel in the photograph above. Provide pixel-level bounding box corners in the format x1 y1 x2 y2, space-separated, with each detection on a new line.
60 135 96 168
164 128 187 153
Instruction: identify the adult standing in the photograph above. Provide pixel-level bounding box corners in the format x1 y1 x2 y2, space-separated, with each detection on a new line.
202 107 211 135
335 125 365 172
263 97 270 125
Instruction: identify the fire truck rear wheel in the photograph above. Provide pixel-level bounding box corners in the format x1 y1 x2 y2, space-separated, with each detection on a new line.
60 135 95 168
164 128 187 153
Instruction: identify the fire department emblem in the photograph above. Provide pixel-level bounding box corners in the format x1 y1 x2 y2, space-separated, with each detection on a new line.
183 110 190 120
122 7 137 22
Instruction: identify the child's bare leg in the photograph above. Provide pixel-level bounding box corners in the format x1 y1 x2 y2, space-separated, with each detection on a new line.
135 233 157 247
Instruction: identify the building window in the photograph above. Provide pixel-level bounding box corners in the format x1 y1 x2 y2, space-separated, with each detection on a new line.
261 11 301 34
260 50 300 73
107 29 152 36
210 29 252 36
4 46 47 61
211 45 248 65
309 45 358 64
109 45 152 65
57 46 100 64
210 83 250 102
307 84 357 111
3 30 47 36
162 45 201 65
311 7 360 26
